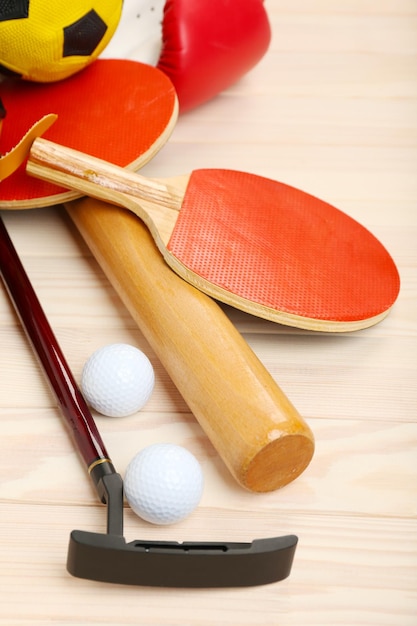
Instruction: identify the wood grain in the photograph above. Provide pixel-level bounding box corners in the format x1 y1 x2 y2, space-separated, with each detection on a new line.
0 1 416 623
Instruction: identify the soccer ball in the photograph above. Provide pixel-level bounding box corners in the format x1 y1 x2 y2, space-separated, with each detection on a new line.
0 0 123 82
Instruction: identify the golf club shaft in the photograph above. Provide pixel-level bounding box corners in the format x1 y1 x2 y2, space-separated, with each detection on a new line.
0 215 113 482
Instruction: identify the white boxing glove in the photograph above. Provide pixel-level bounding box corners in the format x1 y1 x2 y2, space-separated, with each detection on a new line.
102 0 165 66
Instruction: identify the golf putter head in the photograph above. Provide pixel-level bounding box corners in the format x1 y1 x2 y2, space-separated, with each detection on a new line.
0 217 298 588
67 468 297 588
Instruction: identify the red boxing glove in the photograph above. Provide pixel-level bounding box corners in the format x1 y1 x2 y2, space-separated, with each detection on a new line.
157 0 271 112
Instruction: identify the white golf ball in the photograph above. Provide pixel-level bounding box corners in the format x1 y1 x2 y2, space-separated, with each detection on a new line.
81 343 155 417
124 443 204 525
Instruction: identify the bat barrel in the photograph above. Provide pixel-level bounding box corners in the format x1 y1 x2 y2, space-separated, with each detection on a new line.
67 198 314 492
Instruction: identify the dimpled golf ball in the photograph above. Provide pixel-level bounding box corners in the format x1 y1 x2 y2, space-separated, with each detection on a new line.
81 343 155 417
124 443 204 525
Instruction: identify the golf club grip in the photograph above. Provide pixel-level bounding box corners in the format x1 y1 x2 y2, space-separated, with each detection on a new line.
66 198 315 492
0 216 111 471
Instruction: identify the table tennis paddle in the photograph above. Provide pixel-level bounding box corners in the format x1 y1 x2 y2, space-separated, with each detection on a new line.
27 138 400 332
0 62 315 491
0 58 178 207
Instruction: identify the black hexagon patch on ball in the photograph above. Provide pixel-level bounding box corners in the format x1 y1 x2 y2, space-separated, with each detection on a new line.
63 9 108 57
0 0 29 21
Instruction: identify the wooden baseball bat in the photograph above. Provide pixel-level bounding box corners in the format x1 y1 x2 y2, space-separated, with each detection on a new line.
66 197 314 492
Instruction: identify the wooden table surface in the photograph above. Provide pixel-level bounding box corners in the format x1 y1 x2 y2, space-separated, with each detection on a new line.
1 2 416 624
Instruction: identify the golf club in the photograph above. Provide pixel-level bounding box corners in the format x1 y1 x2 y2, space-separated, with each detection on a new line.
0 214 297 587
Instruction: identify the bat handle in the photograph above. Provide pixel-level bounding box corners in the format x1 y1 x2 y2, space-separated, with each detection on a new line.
0 215 116 498
67 199 315 493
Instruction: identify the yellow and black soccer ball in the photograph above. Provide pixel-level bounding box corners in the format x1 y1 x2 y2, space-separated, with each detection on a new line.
0 0 123 82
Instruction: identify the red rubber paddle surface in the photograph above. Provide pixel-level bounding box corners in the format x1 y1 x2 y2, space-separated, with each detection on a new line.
0 59 177 206
167 170 400 324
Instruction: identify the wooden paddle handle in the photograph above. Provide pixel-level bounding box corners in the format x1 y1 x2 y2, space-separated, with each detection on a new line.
66 197 314 492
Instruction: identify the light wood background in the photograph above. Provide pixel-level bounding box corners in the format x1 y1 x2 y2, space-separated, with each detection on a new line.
1 1 416 624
